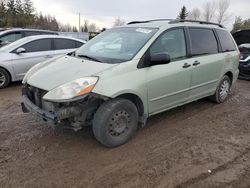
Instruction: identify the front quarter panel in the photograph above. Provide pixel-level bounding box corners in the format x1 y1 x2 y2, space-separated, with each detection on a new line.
93 60 148 114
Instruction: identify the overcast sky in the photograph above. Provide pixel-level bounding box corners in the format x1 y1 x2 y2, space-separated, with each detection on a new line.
32 0 250 30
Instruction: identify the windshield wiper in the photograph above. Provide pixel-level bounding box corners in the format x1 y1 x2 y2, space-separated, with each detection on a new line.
77 54 102 62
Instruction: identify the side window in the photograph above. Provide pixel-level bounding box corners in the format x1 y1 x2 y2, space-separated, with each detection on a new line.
216 29 236 52
21 39 52 53
76 41 83 48
0 32 22 43
150 29 186 61
189 28 218 56
54 39 77 50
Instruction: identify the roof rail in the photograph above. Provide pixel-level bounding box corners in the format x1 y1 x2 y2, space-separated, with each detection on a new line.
127 19 225 28
127 19 174 25
169 19 225 28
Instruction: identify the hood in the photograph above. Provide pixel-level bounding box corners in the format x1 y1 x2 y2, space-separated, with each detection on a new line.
27 55 117 91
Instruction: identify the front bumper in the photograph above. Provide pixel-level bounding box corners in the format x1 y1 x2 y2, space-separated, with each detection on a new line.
21 95 59 123
239 62 250 80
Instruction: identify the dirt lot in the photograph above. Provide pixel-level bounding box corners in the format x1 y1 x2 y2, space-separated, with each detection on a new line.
0 80 250 188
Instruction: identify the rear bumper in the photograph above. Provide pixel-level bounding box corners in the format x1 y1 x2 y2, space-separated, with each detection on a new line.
21 95 59 123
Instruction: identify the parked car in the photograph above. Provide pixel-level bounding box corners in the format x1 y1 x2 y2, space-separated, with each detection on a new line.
233 29 250 46
238 43 250 80
21 19 239 147
0 28 58 47
0 35 85 88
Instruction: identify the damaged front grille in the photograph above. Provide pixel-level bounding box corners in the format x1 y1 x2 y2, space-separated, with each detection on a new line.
24 85 47 108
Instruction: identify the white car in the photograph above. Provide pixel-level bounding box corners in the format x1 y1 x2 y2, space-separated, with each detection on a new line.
0 35 85 88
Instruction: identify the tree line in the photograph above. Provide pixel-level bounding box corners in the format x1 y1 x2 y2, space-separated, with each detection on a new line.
0 0 61 30
0 0 101 32
177 0 250 33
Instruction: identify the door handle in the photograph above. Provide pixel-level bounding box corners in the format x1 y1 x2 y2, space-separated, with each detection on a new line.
193 61 201 66
44 55 53 58
183 63 191 69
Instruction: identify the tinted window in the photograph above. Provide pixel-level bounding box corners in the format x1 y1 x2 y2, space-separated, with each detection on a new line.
216 29 236 52
76 41 83 48
54 39 77 50
21 39 52 52
150 29 186 61
0 32 22 43
189 28 218 56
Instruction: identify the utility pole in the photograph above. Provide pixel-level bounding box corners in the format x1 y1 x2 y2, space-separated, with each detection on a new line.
79 13 81 32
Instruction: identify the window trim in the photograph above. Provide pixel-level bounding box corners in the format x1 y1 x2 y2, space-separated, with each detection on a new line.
11 38 53 53
187 27 220 57
138 26 189 69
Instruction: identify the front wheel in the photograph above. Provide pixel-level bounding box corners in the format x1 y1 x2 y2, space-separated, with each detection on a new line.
210 75 231 104
0 68 10 89
93 98 139 148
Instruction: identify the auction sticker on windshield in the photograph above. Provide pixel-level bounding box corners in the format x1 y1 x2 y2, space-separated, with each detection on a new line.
136 28 152 34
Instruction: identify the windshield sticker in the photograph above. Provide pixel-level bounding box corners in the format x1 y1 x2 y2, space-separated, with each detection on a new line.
136 28 152 34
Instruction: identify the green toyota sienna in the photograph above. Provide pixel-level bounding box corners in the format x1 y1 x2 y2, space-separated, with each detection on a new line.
22 19 239 147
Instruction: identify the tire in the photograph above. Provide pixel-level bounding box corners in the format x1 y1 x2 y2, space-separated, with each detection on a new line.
93 98 139 148
210 75 231 104
0 68 10 89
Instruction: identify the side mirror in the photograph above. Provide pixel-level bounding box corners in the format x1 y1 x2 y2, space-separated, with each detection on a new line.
149 53 171 66
16 48 26 54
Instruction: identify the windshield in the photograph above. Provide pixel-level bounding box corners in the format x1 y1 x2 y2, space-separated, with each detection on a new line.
75 27 158 64
0 37 30 52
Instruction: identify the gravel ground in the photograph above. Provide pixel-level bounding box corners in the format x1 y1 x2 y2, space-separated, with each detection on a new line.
0 80 250 188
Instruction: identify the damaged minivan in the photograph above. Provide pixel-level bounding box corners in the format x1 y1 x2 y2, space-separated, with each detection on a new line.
22 19 239 147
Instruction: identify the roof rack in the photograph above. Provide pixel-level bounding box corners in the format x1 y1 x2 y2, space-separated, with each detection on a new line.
169 19 225 28
127 19 174 25
127 19 224 28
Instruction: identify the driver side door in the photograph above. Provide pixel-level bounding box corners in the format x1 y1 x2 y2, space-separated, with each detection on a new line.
146 28 192 115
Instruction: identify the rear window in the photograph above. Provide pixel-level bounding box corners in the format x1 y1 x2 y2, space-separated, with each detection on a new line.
216 29 236 52
189 28 218 56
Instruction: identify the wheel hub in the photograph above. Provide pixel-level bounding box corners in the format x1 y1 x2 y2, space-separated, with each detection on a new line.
109 110 131 136
219 80 230 100
0 73 6 87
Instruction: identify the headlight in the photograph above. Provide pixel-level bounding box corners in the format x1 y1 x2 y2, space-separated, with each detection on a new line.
43 77 98 102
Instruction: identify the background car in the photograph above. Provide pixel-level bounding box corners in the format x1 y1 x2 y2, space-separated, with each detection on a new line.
239 43 250 80
233 29 250 46
0 35 85 88
0 28 58 47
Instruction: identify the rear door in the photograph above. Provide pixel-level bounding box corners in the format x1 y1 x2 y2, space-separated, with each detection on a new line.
53 38 83 57
11 38 54 80
187 27 223 100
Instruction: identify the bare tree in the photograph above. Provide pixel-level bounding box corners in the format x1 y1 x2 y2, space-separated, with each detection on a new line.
202 1 216 22
216 0 231 24
88 23 98 32
113 17 126 26
188 8 201 20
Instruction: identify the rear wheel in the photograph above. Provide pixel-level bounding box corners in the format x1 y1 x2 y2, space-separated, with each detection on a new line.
93 98 139 148
0 68 10 89
210 75 231 104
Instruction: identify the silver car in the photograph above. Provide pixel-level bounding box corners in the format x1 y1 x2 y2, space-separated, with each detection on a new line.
0 35 85 88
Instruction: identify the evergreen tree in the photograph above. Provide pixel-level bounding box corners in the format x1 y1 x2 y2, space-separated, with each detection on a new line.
178 6 188 20
0 0 7 27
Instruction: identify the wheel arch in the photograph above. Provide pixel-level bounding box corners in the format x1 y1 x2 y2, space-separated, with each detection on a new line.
114 93 148 125
224 71 233 84
0 66 12 82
